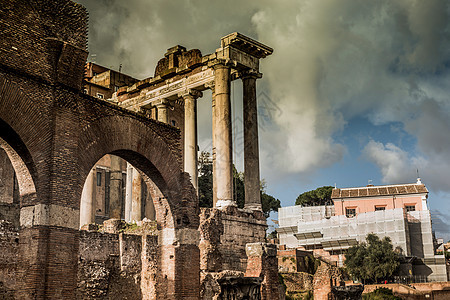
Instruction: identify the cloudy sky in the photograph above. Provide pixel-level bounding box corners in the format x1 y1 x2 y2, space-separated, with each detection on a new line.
76 0 450 240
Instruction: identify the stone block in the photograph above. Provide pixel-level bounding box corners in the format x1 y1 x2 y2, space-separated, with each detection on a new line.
246 243 277 257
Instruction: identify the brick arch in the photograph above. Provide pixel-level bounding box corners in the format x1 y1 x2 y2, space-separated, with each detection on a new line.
78 115 197 229
0 77 47 205
0 129 36 203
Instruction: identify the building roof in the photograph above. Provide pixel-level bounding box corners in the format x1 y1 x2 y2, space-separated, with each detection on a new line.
332 181 428 199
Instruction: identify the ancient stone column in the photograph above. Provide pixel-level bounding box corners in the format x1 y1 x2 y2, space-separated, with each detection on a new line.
157 100 169 123
125 162 133 222
213 62 235 208
206 82 218 207
125 163 143 222
80 169 95 227
131 168 142 222
109 155 123 219
242 71 262 211
181 90 202 191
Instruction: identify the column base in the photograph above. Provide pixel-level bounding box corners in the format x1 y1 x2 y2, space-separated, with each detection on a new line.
244 204 262 212
215 200 237 209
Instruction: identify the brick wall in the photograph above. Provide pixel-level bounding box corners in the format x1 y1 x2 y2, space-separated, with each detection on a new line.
313 260 345 300
363 282 450 300
0 221 18 299
245 243 280 300
0 0 88 89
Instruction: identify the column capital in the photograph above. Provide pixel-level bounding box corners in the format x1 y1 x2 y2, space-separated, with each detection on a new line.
154 98 169 108
205 81 215 93
208 58 235 69
239 69 262 80
178 89 203 100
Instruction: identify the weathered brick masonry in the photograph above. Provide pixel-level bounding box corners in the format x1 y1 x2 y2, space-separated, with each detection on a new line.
0 0 199 298
0 221 18 299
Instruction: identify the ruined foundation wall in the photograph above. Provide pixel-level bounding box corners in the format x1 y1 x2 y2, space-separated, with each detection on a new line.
199 206 267 273
0 221 18 299
77 228 158 300
281 272 314 293
313 261 346 300
0 221 160 300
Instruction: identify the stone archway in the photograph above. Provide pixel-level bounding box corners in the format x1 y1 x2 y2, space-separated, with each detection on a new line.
76 114 198 229
76 114 200 299
0 122 37 205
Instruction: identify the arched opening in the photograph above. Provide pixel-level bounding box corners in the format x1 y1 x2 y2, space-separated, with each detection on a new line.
0 143 20 227
79 153 160 228
77 151 179 299
0 119 37 228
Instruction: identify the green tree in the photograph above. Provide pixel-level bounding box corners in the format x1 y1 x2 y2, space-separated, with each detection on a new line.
345 234 400 283
260 179 281 218
197 151 280 217
295 186 333 206
198 151 213 208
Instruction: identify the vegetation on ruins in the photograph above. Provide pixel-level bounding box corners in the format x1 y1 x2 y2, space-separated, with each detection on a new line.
295 186 333 206
344 234 400 283
285 290 313 300
362 287 401 300
198 151 281 217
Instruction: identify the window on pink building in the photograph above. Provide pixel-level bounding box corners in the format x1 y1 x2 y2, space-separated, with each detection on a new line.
375 206 386 211
345 208 356 218
405 205 415 212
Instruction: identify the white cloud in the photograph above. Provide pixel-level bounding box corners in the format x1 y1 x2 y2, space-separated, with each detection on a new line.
77 0 450 191
363 140 417 184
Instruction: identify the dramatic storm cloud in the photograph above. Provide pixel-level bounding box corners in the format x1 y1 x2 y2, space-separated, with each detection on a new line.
77 0 450 192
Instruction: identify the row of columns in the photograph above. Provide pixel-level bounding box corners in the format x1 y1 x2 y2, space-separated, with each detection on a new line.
80 156 155 227
212 62 262 210
150 61 262 211
80 63 262 224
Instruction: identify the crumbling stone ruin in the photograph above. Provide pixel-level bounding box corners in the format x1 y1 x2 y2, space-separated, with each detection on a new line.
0 0 280 299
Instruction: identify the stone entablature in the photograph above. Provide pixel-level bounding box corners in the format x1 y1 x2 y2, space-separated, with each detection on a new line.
113 32 273 109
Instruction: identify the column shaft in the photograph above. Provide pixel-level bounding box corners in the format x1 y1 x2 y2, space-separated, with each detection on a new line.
131 168 142 222
125 163 133 222
183 93 198 191
80 169 95 226
243 75 262 210
157 102 168 123
211 88 218 207
109 155 123 219
213 63 234 208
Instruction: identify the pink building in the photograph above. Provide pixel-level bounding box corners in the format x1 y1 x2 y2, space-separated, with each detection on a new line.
278 179 448 282
332 180 428 218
